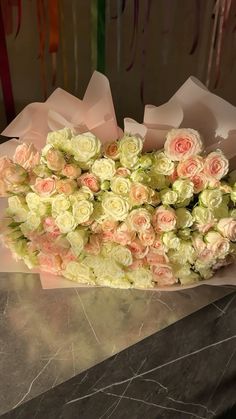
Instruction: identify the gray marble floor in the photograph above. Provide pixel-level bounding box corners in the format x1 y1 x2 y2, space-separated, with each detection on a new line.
0 272 233 415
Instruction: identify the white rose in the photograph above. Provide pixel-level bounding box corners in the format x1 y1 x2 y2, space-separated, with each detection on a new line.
200 189 222 209
67 230 87 256
160 188 178 205
72 200 93 224
111 245 133 266
63 261 95 284
52 194 71 216
153 152 175 175
91 158 116 180
110 176 131 196
55 211 77 233
176 208 193 229
71 132 101 162
102 192 129 221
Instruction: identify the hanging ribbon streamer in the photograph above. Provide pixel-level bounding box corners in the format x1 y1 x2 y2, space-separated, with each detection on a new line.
0 2 15 123
59 0 68 89
49 0 59 86
97 0 106 73
91 0 98 72
72 0 79 93
36 0 47 99
1 0 22 37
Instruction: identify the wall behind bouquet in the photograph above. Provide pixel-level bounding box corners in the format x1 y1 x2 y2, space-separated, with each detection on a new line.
1 0 236 130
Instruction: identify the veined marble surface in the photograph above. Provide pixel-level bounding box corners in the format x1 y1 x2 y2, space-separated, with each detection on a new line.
0 272 233 415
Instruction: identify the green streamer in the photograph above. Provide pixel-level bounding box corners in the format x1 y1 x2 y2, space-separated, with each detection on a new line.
97 0 106 73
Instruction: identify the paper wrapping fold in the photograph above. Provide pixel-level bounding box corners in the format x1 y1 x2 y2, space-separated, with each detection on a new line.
0 72 236 291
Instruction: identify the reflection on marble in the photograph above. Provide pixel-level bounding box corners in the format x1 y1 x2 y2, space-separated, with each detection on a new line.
0 272 233 415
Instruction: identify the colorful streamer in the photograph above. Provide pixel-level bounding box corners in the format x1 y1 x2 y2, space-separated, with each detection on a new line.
0 2 15 123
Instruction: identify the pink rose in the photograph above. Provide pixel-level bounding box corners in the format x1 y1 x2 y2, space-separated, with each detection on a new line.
129 182 150 205
198 248 214 263
0 156 27 185
104 141 120 160
146 247 168 265
43 217 61 237
164 128 203 161
128 238 149 259
177 156 203 178
101 219 118 232
204 151 229 180
192 235 206 254
129 258 146 270
56 179 76 195
168 168 178 183
211 237 230 258
34 177 56 196
13 143 40 169
62 164 81 179
84 235 101 255
116 167 131 177
61 250 77 269
151 264 176 286
46 148 65 171
90 222 103 234
38 252 62 274
78 173 100 192
152 236 165 251
217 218 236 242
152 206 176 232
128 209 151 232
190 172 208 193
113 223 135 246
139 226 155 246
101 230 114 242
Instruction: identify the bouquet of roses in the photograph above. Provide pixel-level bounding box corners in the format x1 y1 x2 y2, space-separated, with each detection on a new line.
1 123 236 290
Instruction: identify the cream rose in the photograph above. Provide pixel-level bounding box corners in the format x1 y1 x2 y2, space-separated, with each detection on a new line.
26 192 48 216
204 151 229 180
55 211 77 233
63 261 94 284
160 188 178 205
111 245 133 266
91 158 116 181
152 206 176 232
217 218 236 241
200 189 222 209
164 128 203 161
72 200 93 224
102 192 129 221
153 152 175 175
71 132 101 162
176 208 193 228
67 230 87 256
52 194 71 216
119 135 143 157
110 176 131 196
162 231 180 250
172 179 194 201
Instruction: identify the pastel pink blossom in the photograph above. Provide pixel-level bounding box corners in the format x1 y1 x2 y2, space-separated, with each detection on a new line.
177 156 203 178
56 179 76 195
203 151 229 180
0 156 27 185
46 148 65 171
129 182 150 205
84 235 101 255
151 264 177 286
128 209 151 232
13 143 40 169
78 173 100 192
61 250 77 269
113 223 135 246
128 238 149 259
190 172 208 193
152 206 176 232
101 231 114 242
62 164 81 179
139 226 155 246
104 141 120 160
146 247 168 265
129 258 146 270
116 167 131 177
101 219 118 232
198 248 214 263
38 252 62 274
33 177 56 196
43 217 61 237
197 222 215 234
164 128 203 161
217 218 236 242
90 222 103 234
